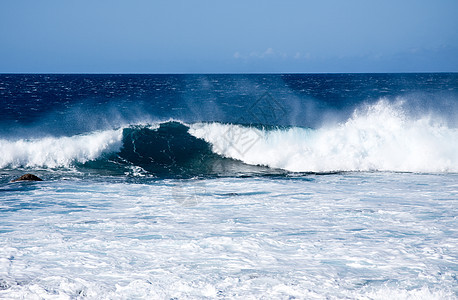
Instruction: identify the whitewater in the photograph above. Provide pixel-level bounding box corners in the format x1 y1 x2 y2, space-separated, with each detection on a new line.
0 73 457 299
190 100 458 173
1 100 457 173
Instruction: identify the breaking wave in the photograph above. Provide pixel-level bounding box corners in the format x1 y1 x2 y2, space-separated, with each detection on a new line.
1 101 457 175
0 129 123 169
190 100 458 173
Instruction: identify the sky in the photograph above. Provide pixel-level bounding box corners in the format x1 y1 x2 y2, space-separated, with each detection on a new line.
1 0 457 73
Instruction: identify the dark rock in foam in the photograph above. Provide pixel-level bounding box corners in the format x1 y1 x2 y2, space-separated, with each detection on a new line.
11 174 43 182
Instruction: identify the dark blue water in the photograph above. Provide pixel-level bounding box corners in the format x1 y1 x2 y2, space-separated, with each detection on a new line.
1 73 456 132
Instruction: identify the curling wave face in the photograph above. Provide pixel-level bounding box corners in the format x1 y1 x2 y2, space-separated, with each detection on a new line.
0 122 274 178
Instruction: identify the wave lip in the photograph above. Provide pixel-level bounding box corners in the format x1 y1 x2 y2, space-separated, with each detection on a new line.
0 129 123 169
190 100 458 173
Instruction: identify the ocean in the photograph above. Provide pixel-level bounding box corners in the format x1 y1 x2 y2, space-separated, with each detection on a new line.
0 73 457 299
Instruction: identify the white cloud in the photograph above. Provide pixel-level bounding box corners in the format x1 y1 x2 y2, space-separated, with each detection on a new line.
264 48 274 56
239 48 286 59
293 52 312 60
233 48 313 61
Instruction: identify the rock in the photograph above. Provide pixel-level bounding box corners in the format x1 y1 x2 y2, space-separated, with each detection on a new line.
11 174 43 182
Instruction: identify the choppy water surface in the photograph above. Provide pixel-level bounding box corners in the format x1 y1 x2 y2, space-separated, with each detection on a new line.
1 173 457 299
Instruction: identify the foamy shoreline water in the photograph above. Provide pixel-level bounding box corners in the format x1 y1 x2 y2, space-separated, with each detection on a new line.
1 174 456 299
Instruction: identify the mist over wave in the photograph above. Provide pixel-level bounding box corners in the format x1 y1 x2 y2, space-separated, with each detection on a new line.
190 100 458 173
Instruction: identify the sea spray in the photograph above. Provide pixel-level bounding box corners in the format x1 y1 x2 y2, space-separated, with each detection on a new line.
190 100 458 173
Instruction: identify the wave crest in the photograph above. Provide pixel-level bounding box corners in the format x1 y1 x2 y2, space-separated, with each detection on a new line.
190 100 458 173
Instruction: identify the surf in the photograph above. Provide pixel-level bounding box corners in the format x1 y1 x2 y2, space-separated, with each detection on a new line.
0 122 275 178
190 100 458 173
1 100 457 175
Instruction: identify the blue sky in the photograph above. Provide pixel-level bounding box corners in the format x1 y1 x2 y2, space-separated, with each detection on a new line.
1 0 457 73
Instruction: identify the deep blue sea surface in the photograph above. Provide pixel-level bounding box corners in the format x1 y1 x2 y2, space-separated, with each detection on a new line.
0 74 457 299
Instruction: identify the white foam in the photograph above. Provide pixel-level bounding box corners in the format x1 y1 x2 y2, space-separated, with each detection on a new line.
0 129 123 168
0 175 456 298
190 100 458 173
